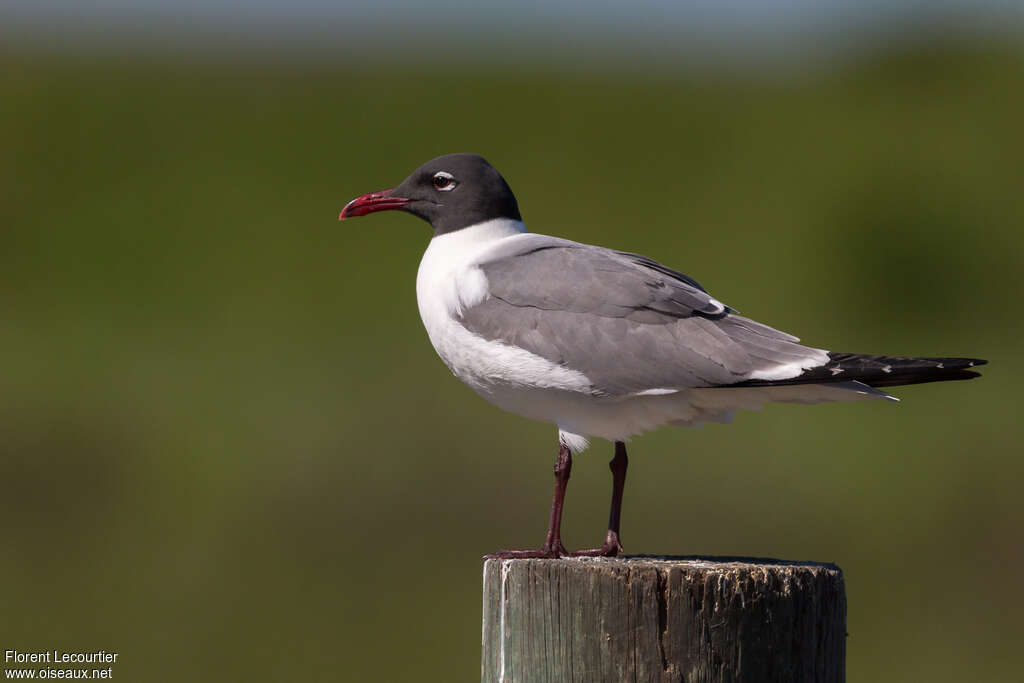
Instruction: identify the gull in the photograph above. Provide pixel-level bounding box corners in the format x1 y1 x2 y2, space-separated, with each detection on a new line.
340 153 987 558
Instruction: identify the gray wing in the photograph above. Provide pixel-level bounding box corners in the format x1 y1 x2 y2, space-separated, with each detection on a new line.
460 235 826 396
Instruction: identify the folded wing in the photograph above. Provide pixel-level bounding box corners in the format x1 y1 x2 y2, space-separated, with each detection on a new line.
459 235 829 397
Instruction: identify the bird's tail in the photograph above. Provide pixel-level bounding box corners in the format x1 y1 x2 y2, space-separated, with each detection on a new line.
739 353 988 389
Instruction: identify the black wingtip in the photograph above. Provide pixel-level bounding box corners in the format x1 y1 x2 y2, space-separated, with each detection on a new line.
733 354 988 390
829 354 989 388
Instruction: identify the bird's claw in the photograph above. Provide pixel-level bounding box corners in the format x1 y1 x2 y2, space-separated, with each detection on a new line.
486 532 623 559
569 531 623 558
485 541 569 559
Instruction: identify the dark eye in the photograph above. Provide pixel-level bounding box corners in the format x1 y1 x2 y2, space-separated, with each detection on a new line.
432 171 457 191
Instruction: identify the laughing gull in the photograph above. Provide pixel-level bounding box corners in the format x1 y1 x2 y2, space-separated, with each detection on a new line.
340 153 987 558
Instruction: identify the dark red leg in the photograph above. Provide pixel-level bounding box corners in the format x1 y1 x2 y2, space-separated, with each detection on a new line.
487 443 573 559
572 441 628 557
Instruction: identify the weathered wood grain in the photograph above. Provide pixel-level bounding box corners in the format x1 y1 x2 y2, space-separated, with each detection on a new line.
482 556 845 683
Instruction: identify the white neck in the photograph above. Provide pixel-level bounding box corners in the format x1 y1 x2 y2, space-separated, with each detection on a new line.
416 217 527 322
432 217 527 245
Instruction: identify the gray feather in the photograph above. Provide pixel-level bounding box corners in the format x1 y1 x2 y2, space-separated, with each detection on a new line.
460 236 825 396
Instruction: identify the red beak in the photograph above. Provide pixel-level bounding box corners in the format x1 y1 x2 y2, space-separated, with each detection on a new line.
339 188 412 220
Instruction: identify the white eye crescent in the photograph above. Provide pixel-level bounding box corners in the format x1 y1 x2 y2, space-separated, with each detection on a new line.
432 171 457 192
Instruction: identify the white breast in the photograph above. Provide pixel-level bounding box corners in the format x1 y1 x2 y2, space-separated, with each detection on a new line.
415 219 595 398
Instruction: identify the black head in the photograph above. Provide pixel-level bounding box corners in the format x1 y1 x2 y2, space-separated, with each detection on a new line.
339 153 521 235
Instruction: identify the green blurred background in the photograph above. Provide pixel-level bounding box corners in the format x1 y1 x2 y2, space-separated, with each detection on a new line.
2 3 1023 680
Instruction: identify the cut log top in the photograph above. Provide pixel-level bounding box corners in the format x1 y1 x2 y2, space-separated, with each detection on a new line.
482 556 846 683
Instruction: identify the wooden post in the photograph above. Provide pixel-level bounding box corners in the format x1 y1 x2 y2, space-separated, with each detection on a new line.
482 556 845 683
